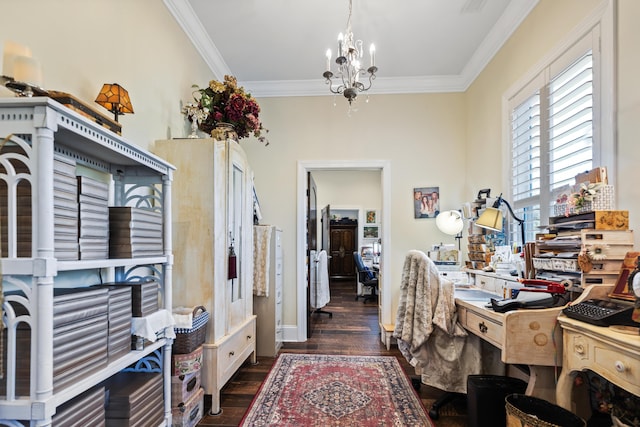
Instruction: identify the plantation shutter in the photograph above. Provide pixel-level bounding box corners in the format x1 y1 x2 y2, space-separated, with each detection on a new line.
511 91 541 245
548 51 593 192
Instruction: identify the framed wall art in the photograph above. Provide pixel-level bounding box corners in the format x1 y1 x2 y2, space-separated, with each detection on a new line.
413 187 440 219
363 226 379 239
365 210 377 224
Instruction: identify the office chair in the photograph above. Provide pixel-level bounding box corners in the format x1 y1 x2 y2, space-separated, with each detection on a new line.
353 251 378 303
394 250 479 420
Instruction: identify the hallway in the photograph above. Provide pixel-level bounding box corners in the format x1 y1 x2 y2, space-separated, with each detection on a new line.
197 280 469 426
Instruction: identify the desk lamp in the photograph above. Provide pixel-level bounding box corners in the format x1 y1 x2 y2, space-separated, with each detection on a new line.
95 83 134 122
436 210 464 250
475 193 525 250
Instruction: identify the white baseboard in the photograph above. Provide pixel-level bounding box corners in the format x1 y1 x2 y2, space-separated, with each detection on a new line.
282 324 304 342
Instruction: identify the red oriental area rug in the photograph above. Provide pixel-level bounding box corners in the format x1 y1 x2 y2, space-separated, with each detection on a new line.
240 353 434 426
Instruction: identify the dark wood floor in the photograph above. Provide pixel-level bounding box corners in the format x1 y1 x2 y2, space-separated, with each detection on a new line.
197 280 469 426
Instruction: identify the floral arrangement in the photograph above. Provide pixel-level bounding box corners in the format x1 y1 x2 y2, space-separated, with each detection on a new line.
183 75 268 144
567 182 603 209
555 182 604 217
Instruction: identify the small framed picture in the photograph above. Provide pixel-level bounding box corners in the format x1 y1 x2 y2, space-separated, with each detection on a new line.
413 187 440 219
365 210 377 224
363 226 379 239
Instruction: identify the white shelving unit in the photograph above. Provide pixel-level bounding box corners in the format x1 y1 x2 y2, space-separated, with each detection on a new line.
0 97 175 426
253 226 283 357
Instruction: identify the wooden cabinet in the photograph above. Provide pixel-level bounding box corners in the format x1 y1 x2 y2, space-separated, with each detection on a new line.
154 137 256 415
534 229 634 288
329 221 357 280
253 226 283 357
0 98 175 425
556 285 640 417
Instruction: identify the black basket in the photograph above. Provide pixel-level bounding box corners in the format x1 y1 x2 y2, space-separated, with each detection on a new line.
173 306 209 354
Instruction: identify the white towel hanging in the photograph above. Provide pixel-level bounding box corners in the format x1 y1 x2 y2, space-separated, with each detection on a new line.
311 250 330 309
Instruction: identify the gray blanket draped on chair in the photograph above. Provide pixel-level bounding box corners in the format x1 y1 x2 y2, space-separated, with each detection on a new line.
393 250 481 393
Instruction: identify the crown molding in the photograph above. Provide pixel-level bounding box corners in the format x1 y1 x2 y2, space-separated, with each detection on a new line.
459 0 539 89
165 0 539 97
163 0 230 79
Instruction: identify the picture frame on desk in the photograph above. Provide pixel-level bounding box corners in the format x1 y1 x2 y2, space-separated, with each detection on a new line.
609 251 640 301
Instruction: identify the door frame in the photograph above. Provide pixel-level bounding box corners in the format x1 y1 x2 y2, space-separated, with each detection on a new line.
296 160 391 341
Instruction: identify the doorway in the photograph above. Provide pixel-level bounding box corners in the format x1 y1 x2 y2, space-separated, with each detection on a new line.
296 160 391 342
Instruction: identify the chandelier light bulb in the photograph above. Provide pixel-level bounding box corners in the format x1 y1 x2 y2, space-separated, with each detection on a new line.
370 44 376 67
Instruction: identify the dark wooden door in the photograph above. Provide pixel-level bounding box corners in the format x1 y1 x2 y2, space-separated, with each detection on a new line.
329 222 357 280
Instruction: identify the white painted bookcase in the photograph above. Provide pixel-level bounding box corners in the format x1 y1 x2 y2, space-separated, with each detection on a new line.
0 97 175 426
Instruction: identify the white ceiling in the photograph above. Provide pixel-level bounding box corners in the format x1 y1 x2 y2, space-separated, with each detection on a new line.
164 0 538 98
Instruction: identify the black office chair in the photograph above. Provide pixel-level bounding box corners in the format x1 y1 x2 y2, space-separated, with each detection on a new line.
353 252 378 303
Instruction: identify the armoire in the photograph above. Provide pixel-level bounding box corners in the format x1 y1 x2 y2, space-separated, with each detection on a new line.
154 137 256 415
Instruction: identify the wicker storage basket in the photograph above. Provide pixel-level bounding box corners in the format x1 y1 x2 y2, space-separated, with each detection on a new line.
173 306 209 354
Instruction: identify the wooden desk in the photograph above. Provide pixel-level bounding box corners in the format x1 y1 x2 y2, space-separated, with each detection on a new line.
556 285 640 412
456 297 563 403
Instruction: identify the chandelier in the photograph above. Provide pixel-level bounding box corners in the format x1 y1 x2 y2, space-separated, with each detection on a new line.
323 0 377 105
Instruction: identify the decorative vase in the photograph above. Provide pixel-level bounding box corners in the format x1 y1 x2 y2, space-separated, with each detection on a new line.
211 122 237 141
187 117 200 139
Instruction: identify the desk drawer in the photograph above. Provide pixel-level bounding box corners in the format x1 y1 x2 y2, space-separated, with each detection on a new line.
217 319 256 386
463 309 503 349
566 331 639 394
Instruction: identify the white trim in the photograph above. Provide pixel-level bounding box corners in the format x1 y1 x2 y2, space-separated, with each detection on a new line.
294 160 391 341
162 0 231 79
502 0 616 203
597 0 616 188
504 0 612 100
461 0 539 89
164 0 538 97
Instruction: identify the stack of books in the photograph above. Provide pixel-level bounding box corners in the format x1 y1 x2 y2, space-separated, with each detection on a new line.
52 386 106 426
0 145 30 257
93 284 133 362
109 207 163 258
54 154 80 260
0 153 80 260
103 279 159 317
77 175 110 260
52 287 110 391
105 372 165 427
0 182 32 258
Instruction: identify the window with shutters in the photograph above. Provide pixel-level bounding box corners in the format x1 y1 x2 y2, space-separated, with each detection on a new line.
505 16 614 246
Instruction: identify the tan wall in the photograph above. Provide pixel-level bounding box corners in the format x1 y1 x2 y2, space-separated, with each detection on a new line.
617 0 640 239
313 169 382 250
2 0 638 334
242 93 467 323
0 0 212 146
465 0 603 198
